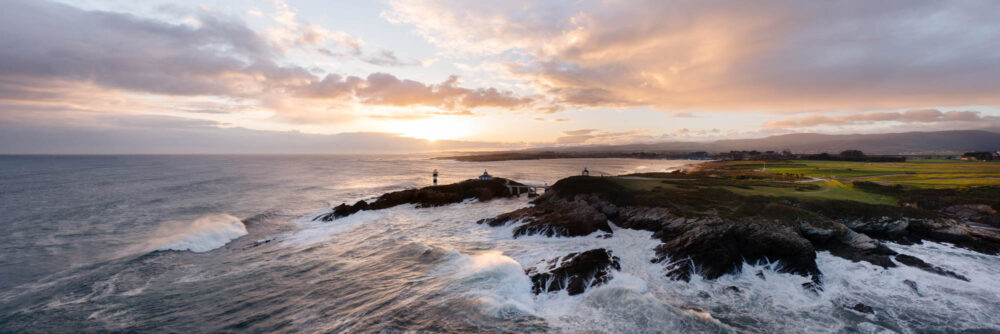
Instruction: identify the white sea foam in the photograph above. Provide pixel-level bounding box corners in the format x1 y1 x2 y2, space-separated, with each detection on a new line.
436 250 538 317
437 205 1000 332
145 214 247 253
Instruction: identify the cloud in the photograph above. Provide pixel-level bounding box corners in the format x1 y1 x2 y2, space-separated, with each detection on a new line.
0 0 534 125
387 0 1000 111
345 74 533 110
0 114 522 154
535 104 565 114
361 49 424 67
555 129 648 145
562 129 598 136
764 109 998 128
0 0 294 98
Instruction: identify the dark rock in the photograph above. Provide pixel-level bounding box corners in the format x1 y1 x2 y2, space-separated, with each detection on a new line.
802 275 823 295
482 174 1000 288
525 249 621 295
824 243 898 269
850 303 874 314
903 279 922 296
316 178 520 221
653 220 821 282
944 204 998 225
478 193 613 238
894 254 969 281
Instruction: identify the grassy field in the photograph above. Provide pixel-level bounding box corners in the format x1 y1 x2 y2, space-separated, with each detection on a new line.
714 160 1000 188
612 176 898 205
724 179 897 205
605 159 1000 206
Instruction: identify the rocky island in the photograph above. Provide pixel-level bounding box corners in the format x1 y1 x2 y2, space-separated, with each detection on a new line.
315 177 525 221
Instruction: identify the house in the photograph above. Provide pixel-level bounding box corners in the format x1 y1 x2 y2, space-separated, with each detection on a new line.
478 170 493 180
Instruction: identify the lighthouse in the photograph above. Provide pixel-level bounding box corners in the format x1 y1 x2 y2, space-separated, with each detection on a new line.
433 169 439 186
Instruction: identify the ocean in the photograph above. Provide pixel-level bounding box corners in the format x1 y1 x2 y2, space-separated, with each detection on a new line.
1 155 999 333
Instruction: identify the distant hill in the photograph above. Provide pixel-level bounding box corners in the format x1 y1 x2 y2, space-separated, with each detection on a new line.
529 130 1000 155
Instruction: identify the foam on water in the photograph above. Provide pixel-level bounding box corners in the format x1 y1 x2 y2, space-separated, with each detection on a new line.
436 250 538 317
144 214 247 253
400 199 1000 332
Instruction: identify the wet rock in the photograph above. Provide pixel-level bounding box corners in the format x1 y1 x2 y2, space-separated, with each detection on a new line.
317 178 519 221
850 303 874 314
918 221 1000 255
824 243 898 269
525 248 621 295
478 193 613 238
903 279 922 296
653 220 821 282
802 280 823 294
944 204 999 227
894 254 969 281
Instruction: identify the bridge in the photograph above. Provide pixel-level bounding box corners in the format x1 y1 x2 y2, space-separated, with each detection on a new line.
505 179 550 196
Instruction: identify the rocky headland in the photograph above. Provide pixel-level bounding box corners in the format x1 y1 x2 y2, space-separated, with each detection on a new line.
315 170 1000 296
479 175 1000 294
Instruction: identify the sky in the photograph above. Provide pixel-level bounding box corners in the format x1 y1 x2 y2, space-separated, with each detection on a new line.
1 0 999 153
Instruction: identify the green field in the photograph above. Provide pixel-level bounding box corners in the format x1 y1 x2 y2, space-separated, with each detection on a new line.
612 176 898 205
717 160 1000 188
725 179 898 205
606 159 1000 206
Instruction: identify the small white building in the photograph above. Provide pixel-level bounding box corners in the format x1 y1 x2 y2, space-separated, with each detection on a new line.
478 170 493 181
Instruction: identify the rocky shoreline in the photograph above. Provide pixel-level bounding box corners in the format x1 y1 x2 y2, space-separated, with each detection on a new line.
315 173 1000 296
479 176 1000 294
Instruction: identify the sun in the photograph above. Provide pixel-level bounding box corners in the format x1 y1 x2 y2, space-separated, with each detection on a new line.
394 118 474 142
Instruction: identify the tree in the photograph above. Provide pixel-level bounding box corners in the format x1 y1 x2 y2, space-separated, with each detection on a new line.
840 149 865 158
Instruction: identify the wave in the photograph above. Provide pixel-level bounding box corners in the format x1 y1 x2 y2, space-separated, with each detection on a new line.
145 214 247 253
436 250 538 317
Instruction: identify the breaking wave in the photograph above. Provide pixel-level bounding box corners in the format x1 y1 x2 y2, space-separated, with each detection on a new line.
145 214 247 253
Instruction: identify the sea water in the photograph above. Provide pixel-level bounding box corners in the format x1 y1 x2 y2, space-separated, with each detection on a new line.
1 155 998 333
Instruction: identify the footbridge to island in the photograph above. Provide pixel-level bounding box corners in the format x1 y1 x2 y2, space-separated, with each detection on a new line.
504 179 550 196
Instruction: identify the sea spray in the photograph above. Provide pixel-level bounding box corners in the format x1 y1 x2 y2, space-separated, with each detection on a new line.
145 214 247 253
435 250 538 317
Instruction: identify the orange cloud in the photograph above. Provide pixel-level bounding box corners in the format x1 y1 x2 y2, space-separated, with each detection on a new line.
387 0 1000 111
0 0 535 128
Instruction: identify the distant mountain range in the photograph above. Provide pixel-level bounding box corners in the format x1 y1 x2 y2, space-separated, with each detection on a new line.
530 130 1000 155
